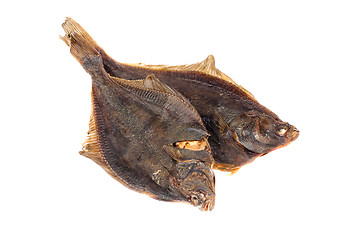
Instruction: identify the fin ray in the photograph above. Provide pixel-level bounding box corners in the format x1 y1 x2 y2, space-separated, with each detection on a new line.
126 55 233 81
125 55 256 100
79 90 104 166
79 90 121 182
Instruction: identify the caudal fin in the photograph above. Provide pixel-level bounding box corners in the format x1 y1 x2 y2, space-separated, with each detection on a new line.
60 17 103 72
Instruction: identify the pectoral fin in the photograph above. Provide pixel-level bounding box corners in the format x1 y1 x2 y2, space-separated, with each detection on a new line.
210 111 230 136
143 74 176 94
111 74 188 101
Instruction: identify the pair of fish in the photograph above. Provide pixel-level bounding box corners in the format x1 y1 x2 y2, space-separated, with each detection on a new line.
61 18 299 211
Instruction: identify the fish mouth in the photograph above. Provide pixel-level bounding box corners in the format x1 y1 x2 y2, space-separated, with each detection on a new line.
202 199 215 211
286 126 300 142
196 197 215 211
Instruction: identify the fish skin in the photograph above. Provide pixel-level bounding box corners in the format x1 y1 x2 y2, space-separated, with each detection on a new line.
102 56 299 172
62 18 299 173
101 52 299 171
103 60 299 172
61 19 215 210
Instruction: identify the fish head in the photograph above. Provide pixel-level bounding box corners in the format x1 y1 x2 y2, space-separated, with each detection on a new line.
169 160 215 211
230 110 299 154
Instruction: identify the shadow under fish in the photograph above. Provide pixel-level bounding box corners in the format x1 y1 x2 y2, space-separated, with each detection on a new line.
61 21 215 211
61 18 299 173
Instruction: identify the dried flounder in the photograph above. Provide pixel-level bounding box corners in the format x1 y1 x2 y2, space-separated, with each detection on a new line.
61 21 215 210
62 18 299 173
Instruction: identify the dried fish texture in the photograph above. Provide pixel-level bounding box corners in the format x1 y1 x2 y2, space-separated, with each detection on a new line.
61 20 215 211
61 18 299 173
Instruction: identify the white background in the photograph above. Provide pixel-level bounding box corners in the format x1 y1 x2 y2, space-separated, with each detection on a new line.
1 0 358 239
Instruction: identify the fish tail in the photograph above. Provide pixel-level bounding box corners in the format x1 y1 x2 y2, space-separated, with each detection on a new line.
60 17 103 75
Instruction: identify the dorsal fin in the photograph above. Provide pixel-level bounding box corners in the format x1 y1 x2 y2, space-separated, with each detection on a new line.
125 55 256 100
79 90 125 182
78 90 116 177
180 55 235 84
126 55 233 82
79 91 103 166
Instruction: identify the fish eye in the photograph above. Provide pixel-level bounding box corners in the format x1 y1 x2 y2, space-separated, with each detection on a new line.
276 127 287 136
191 195 199 205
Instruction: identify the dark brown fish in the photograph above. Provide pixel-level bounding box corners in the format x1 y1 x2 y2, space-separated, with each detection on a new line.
61 21 215 210
62 18 299 173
